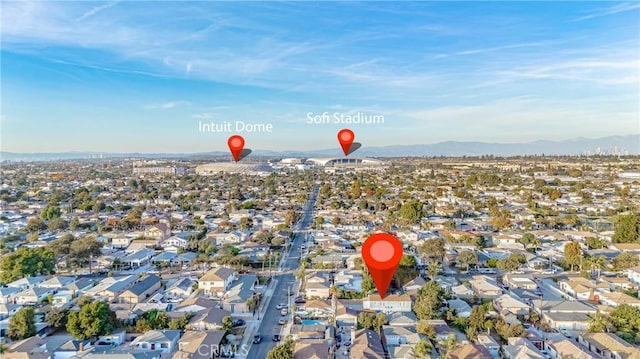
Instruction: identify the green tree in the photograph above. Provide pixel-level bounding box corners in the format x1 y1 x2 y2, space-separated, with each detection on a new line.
40 204 62 220
399 200 424 224
564 241 582 272
8 307 36 340
26 218 46 233
222 316 233 332
519 233 540 249
352 180 362 199
46 307 69 330
361 270 375 295
68 236 103 268
0 247 56 283
612 215 640 243
413 338 432 358
266 339 293 359
587 312 615 333
612 252 640 271
457 250 479 271
413 281 444 320
417 238 445 261
66 301 117 339
610 304 640 336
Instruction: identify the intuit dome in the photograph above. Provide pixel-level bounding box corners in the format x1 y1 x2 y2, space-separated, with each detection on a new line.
195 162 273 175
305 157 386 168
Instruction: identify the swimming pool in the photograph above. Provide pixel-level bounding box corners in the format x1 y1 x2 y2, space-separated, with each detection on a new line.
301 320 325 326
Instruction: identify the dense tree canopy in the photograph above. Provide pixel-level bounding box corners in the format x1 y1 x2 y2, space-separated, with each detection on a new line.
67 300 117 339
0 247 56 283
8 307 36 340
612 215 640 243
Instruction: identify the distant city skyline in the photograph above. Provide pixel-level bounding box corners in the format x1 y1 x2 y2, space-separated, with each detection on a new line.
1 1 638 153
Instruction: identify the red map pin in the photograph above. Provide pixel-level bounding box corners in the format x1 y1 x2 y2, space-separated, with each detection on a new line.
337 129 355 156
362 233 403 299
227 135 245 162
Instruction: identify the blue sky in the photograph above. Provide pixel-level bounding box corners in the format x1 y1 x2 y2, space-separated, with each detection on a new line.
1 1 638 153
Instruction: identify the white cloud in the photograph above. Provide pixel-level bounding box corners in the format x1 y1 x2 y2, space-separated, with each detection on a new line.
145 101 190 110
572 2 640 22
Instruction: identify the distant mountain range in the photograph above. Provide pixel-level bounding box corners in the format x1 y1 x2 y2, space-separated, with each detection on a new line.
1 134 638 162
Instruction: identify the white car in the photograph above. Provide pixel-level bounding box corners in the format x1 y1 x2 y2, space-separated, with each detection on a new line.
276 303 287 310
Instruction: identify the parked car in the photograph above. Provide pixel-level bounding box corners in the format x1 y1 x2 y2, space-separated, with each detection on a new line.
253 334 261 344
294 296 306 304
272 334 281 342
278 318 286 325
276 303 287 310
232 319 245 327
280 308 288 316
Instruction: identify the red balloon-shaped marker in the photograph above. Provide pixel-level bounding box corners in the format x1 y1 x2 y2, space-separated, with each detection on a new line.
337 129 355 156
228 135 245 162
362 233 403 299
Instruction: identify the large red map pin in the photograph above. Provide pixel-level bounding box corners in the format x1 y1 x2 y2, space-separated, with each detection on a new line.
337 129 355 156
227 135 245 162
362 233 403 299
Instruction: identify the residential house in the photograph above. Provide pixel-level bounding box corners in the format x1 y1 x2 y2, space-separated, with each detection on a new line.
118 275 161 304
503 275 538 290
112 237 132 249
174 297 219 313
599 292 640 308
469 276 503 298
7 276 46 290
131 330 181 354
173 330 226 359
85 275 138 301
546 338 597 359
448 344 493 359
121 249 155 268
199 267 236 297
144 223 171 240
363 294 412 313
476 335 500 359
447 299 472 318
222 275 258 314
39 276 75 289
4 336 50 359
403 275 427 293
502 337 544 359
387 312 419 326
305 272 332 299
293 340 329 359
289 324 327 341
185 307 232 331
598 276 637 292
577 333 640 359
335 302 358 327
15 287 53 305
381 325 422 346
165 277 197 300
350 329 386 359
558 277 610 301
53 340 92 359
494 294 530 316
160 236 189 250
0 303 22 318
626 266 640 286
0 286 21 304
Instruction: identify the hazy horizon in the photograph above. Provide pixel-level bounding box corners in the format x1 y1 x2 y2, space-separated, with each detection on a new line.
1 1 638 153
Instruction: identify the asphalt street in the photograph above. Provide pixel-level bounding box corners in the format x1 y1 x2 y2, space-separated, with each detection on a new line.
245 185 319 358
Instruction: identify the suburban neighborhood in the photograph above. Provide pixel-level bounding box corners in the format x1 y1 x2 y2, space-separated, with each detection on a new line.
0 155 639 359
